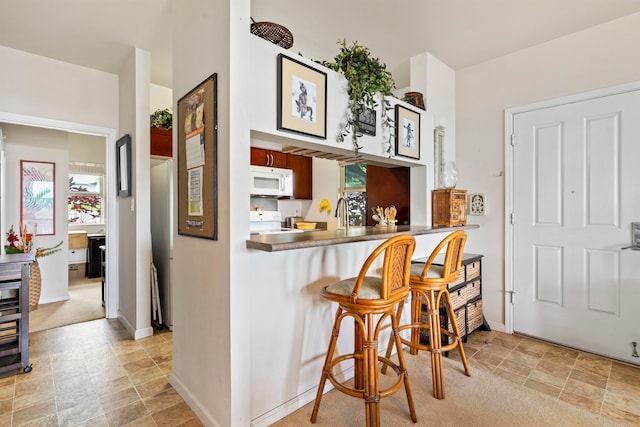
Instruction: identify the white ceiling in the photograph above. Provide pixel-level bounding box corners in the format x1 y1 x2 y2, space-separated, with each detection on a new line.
2 0 640 89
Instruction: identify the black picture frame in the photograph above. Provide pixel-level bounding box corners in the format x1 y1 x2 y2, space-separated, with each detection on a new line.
357 107 376 136
277 54 327 139
395 105 421 159
177 73 218 240
116 134 132 197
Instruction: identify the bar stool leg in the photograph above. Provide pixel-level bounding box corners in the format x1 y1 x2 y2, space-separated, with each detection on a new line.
391 310 418 422
363 313 380 427
409 291 422 355
427 290 445 399
382 301 405 375
443 290 471 376
310 308 343 423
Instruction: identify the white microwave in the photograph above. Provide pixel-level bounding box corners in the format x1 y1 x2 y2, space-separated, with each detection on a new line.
250 165 293 197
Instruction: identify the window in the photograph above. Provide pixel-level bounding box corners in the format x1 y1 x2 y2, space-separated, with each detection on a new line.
340 163 367 226
68 163 104 224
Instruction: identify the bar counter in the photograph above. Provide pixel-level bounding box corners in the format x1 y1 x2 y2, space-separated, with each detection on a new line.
245 224 480 425
247 224 480 252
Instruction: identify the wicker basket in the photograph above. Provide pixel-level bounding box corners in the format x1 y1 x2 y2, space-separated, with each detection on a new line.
466 260 481 280
250 18 293 49
467 298 484 333
463 279 481 302
29 260 41 311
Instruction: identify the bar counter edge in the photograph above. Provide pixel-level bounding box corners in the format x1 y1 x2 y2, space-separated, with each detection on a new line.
246 224 480 252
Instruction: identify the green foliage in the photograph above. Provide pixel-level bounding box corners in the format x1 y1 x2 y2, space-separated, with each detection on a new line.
150 108 173 129
35 241 63 259
321 40 396 157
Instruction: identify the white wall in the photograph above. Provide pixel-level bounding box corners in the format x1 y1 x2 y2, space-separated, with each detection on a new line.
170 1 234 426
0 46 118 129
117 48 153 339
0 44 122 319
456 12 640 329
2 124 69 304
150 83 173 114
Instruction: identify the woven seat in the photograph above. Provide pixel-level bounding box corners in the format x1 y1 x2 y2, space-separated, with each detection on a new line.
384 230 470 399
310 235 417 427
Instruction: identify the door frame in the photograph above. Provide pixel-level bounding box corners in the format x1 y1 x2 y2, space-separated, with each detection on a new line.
0 111 119 319
503 80 640 334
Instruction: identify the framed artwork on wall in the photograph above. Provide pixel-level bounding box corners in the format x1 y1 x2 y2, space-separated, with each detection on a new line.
395 105 421 159
277 54 327 139
177 73 218 240
116 134 132 197
21 160 55 236
434 126 445 188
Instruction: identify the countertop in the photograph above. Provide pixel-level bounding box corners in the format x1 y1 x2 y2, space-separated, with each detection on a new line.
246 224 479 252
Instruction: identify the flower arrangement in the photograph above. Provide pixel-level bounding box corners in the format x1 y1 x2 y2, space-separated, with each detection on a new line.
372 205 397 228
5 224 63 258
318 198 332 213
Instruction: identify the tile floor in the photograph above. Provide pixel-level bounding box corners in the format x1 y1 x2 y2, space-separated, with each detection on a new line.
458 328 640 426
2 319 639 426
0 319 202 426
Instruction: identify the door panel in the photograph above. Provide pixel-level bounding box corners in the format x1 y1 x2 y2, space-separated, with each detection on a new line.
512 89 640 364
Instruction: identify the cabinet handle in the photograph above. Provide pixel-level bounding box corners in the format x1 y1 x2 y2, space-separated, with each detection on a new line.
269 153 274 166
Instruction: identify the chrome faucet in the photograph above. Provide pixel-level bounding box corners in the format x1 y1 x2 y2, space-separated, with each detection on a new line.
335 196 350 229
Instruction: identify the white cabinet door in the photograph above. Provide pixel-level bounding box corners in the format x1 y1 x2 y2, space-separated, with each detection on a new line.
512 89 640 364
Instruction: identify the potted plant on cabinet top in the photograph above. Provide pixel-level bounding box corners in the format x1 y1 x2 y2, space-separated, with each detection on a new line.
150 108 173 129
320 40 397 157
150 108 173 157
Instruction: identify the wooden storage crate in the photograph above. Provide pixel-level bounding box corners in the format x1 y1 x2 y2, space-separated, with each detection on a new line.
432 189 467 227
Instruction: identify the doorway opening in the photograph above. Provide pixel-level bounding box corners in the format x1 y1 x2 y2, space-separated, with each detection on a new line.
0 111 119 331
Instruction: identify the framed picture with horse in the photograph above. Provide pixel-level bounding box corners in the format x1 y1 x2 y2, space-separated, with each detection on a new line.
277 54 327 139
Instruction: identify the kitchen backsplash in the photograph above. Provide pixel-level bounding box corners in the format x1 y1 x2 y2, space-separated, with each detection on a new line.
250 196 277 212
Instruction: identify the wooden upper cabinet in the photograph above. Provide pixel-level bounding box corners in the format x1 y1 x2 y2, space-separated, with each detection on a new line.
150 128 172 157
288 154 312 200
249 147 313 199
250 147 288 168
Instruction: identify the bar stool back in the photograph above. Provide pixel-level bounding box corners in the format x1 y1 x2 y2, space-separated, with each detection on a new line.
385 230 470 399
310 235 417 427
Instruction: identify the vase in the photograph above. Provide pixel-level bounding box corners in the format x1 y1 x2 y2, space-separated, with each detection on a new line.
441 161 459 189
29 260 41 311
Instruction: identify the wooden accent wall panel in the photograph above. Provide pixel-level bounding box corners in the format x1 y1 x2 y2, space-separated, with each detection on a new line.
366 166 410 225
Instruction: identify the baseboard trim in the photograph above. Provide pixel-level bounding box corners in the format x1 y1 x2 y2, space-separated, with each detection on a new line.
116 312 153 339
170 372 222 427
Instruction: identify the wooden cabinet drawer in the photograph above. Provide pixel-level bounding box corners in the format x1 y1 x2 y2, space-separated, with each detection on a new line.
69 231 88 249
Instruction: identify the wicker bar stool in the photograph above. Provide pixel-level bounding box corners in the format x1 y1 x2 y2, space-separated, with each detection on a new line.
310 235 418 427
384 230 470 399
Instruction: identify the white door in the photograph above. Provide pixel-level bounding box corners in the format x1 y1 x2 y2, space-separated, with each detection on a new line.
512 88 640 364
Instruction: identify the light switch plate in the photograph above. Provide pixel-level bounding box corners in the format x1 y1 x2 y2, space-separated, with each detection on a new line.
468 193 486 216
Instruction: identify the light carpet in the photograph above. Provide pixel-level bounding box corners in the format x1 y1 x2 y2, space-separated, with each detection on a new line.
29 278 104 332
272 352 626 427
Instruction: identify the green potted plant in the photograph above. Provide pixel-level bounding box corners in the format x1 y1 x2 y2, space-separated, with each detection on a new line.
320 40 397 157
150 108 173 129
